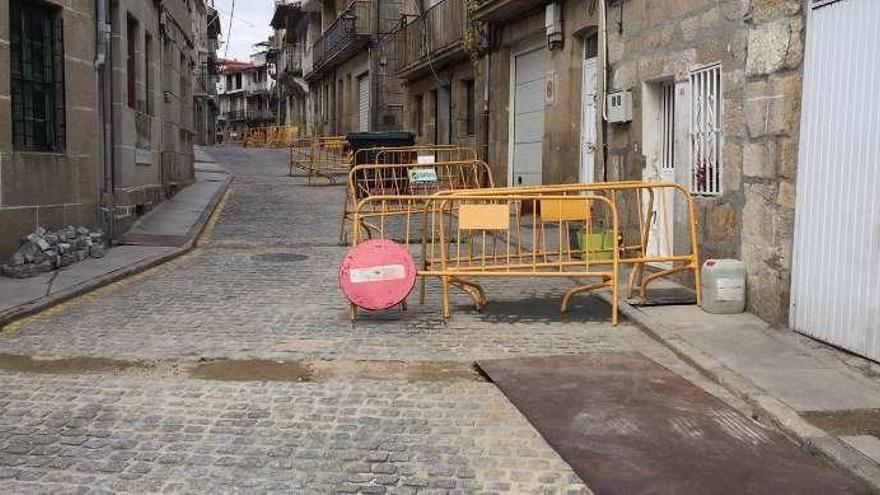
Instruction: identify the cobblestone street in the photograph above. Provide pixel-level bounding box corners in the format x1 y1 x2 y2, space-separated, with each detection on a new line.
0 148 750 494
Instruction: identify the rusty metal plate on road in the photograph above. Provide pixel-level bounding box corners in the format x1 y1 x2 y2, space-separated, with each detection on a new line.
477 353 863 495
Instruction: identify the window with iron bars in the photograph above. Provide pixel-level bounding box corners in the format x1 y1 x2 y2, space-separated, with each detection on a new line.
10 0 65 152
689 63 723 195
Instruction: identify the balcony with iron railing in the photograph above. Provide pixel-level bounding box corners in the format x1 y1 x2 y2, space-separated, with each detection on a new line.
306 0 372 80
223 110 246 120
245 80 271 94
471 0 543 22
194 69 218 97
245 109 277 122
222 109 276 122
392 0 469 79
303 41 314 75
283 43 303 76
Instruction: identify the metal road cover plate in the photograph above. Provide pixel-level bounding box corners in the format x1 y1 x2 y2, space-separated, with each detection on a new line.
339 239 416 311
477 353 864 495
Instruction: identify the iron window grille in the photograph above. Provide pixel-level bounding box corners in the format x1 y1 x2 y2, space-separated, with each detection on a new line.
689 63 723 195
10 0 65 152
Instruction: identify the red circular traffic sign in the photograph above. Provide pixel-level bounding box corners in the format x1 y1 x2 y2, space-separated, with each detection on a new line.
339 239 417 311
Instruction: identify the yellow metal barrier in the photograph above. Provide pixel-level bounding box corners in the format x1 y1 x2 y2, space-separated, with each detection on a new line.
349 192 620 324
242 126 301 148
435 181 701 303
289 136 350 185
351 145 476 168
339 157 494 244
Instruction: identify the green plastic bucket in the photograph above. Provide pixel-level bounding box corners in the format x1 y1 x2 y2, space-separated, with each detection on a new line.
577 230 614 261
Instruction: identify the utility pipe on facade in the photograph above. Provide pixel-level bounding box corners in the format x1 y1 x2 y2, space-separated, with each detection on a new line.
598 0 609 180
370 0 381 131
95 0 113 234
480 42 491 164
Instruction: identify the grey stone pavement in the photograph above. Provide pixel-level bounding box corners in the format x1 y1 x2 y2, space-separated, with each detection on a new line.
0 155 229 328
0 146 848 493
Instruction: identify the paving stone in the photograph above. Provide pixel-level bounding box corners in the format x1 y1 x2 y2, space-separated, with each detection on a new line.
0 147 749 494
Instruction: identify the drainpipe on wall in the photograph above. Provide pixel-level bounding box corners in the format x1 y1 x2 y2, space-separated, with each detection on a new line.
479 47 490 164
158 4 167 193
370 0 381 131
95 0 113 234
598 0 609 181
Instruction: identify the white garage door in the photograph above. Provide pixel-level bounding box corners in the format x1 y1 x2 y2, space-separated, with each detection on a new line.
357 73 369 132
791 0 880 360
510 47 546 186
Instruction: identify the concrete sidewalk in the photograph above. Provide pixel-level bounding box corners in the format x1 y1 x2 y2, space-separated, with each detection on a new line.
0 147 230 329
612 295 880 489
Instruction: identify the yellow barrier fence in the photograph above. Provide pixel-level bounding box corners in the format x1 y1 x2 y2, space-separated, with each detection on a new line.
339 156 494 244
349 145 479 168
241 126 301 148
350 192 620 324
289 136 351 185
435 181 701 303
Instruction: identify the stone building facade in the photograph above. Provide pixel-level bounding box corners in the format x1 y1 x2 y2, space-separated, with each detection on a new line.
0 0 100 258
104 0 197 233
270 2 310 131
301 0 407 135
193 0 221 146
381 0 806 326
1 0 210 260
599 0 805 324
389 0 479 151
474 0 602 186
217 55 276 142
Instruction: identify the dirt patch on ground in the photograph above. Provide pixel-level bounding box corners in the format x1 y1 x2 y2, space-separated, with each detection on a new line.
802 409 880 436
311 360 484 382
0 353 144 374
188 359 316 382
187 359 483 383
0 353 484 383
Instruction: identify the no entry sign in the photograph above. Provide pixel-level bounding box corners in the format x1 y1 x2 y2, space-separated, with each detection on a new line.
339 239 417 311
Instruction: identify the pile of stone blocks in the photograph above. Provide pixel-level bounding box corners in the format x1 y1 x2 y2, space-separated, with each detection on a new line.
1 226 107 279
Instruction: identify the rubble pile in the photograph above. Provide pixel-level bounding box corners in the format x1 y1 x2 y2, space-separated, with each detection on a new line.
2 226 107 279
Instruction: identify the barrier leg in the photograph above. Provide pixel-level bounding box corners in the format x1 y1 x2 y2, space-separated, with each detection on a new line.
626 262 645 299
339 201 350 245
359 220 378 240
441 276 451 320
611 274 619 326
639 264 693 297
419 274 427 305
561 278 612 313
448 277 487 311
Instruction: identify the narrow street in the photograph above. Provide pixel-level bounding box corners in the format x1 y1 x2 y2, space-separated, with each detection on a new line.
3 0 880 491
0 147 757 493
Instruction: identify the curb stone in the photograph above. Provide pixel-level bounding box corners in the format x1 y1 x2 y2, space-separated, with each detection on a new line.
0 174 232 331
600 293 880 493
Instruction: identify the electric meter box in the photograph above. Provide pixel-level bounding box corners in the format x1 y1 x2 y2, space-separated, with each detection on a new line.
700 259 746 314
606 90 633 123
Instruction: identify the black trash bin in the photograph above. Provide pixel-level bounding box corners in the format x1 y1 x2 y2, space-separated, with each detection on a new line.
346 131 415 165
